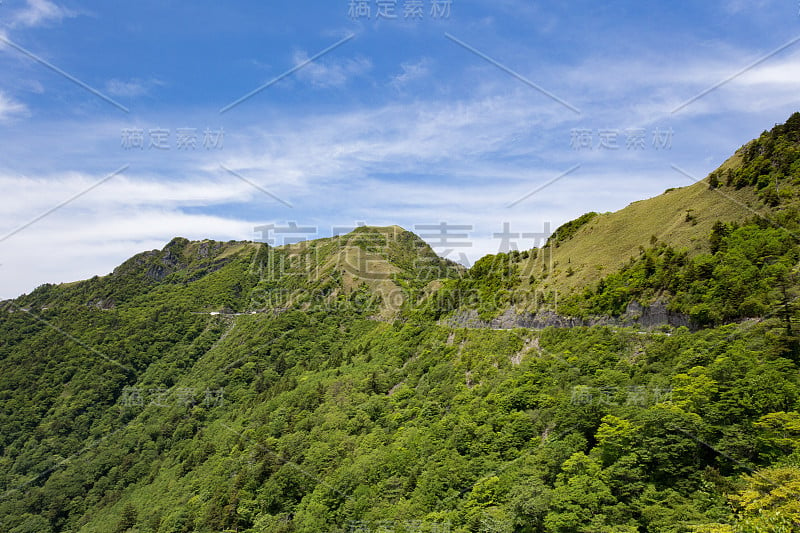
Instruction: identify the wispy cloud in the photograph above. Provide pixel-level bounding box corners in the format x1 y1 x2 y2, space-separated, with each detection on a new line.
0 170 297 224
559 45 800 121
0 170 267 298
723 0 775 14
390 58 432 90
105 78 164 98
732 55 800 87
292 51 372 88
0 210 256 299
11 0 75 28
0 91 27 121
217 92 573 189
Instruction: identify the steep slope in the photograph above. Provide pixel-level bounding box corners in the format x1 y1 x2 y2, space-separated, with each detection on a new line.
430 113 800 330
531 159 762 296
7 237 263 313
248 225 462 319
546 113 800 295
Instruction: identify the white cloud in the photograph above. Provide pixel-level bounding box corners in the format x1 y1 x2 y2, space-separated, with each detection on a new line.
556 44 800 123
0 173 261 220
0 170 273 299
292 51 372 88
732 56 800 87
390 59 432 89
12 0 75 28
0 91 27 121
216 92 572 191
105 78 164 98
724 0 775 14
0 209 257 300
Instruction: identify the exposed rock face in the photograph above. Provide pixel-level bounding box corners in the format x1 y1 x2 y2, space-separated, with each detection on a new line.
622 300 693 329
145 264 171 281
88 298 116 310
443 300 693 331
115 239 233 283
198 241 211 258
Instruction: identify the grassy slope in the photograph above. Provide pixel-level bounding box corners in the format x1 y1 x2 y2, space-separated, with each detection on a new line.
250 225 463 319
518 153 767 303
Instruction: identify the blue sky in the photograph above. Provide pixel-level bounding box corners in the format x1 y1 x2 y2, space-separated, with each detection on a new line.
1 0 799 298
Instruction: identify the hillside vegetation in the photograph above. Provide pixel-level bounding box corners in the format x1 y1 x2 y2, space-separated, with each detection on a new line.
2 115 800 532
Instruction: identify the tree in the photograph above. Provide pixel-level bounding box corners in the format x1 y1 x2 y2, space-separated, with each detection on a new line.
115 503 137 533
755 411 800 460
544 453 618 532
711 466 800 532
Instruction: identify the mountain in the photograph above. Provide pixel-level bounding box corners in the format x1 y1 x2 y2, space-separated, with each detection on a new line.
2 114 800 532
431 114 800 330
534 112 800 300
526 158 762 297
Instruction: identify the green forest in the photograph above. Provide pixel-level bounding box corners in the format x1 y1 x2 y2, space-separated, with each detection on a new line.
3 115 800 532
